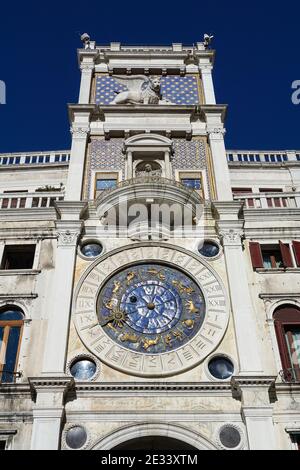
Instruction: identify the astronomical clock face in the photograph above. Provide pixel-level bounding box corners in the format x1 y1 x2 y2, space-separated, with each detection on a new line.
97 264 205 355
74 245 229 377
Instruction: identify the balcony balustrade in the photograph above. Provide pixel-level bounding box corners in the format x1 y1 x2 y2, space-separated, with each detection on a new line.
0 191 64 210
233 192 300 209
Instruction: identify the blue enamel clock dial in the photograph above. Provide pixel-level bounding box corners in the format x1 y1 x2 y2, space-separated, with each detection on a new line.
97 264 205 354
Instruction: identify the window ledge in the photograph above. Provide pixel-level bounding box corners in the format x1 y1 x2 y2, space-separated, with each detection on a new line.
255 268 300 273
0 269 41 276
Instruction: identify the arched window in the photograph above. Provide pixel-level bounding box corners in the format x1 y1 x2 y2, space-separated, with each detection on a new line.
274 304 300 382
0 307 24 383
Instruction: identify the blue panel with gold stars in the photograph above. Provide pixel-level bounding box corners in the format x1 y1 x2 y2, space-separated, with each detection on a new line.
95 75 200 105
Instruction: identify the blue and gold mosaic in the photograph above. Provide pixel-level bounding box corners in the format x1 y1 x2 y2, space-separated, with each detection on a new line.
97 263 205 354
95 75 200 105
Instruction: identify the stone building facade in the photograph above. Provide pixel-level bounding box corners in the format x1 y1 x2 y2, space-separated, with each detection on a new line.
0 39 300 451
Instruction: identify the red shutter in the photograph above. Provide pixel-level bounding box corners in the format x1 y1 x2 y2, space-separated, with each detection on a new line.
279 241 293 268
292 241 300 267
249 242 263 268
274 320 292 370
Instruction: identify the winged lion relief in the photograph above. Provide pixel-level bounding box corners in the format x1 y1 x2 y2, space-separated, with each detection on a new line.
111 75 173 105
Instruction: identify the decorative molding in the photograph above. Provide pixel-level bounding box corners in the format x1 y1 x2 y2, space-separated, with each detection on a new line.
231 376 276 389
72 382 232 393
28 377 74 397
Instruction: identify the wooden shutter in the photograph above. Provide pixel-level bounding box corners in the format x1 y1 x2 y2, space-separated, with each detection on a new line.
249 242 263 268
292 241 300 267
279 241 293 268
274 320 292 370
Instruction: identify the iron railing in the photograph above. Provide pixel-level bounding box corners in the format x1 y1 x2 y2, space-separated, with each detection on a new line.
279 368 300 383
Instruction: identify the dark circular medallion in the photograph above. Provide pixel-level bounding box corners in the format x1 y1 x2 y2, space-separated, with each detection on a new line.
219 425 241 449
65 426 87 449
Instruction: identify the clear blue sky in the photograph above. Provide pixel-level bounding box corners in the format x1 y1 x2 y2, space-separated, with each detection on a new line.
0 0 299 153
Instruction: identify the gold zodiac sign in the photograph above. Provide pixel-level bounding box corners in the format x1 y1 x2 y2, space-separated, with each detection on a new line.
164 334 173 347
101 309 128 329
112 281 121 293
120 333 139 343
172 280 194 295
126 272 135 284
143 337 159 350
185 300 199 314
105 299 117 310
182 319 195 329
173 330 183 340
148 268 166 280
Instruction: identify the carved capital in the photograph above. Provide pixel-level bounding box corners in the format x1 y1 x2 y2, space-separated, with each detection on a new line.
207 127 226 141
80 63 94 73
70 125 90 139
219 228 243 247
57 230 81 247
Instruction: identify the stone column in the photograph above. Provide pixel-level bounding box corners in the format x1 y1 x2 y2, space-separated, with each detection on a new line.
79 64 94 104
65 108 92 201
41 202 85 375
164 150 172 179
202 107 233 201
29 378 74 450
232 377 276 450
214 202 263 374
78 50 98 104
127 151 133 179
200 65 216 104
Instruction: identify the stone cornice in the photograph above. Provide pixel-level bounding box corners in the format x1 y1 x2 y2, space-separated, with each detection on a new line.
231 376 276 389
71 382 232 394
0 383 31 396
55 201 87 221
68 104 98 123
28 376 74 396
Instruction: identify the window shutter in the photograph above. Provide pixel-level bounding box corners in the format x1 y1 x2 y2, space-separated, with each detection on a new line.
249 242 263 268
274 320 292 370
292 241 300 267
279 241 293 268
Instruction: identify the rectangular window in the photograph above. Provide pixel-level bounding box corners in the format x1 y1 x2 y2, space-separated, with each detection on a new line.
181 178 202 190
0 441 6 450
249 241 294 269
96 179 117 190
262 246 284 269
1 245 36 270
227 154 234 161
